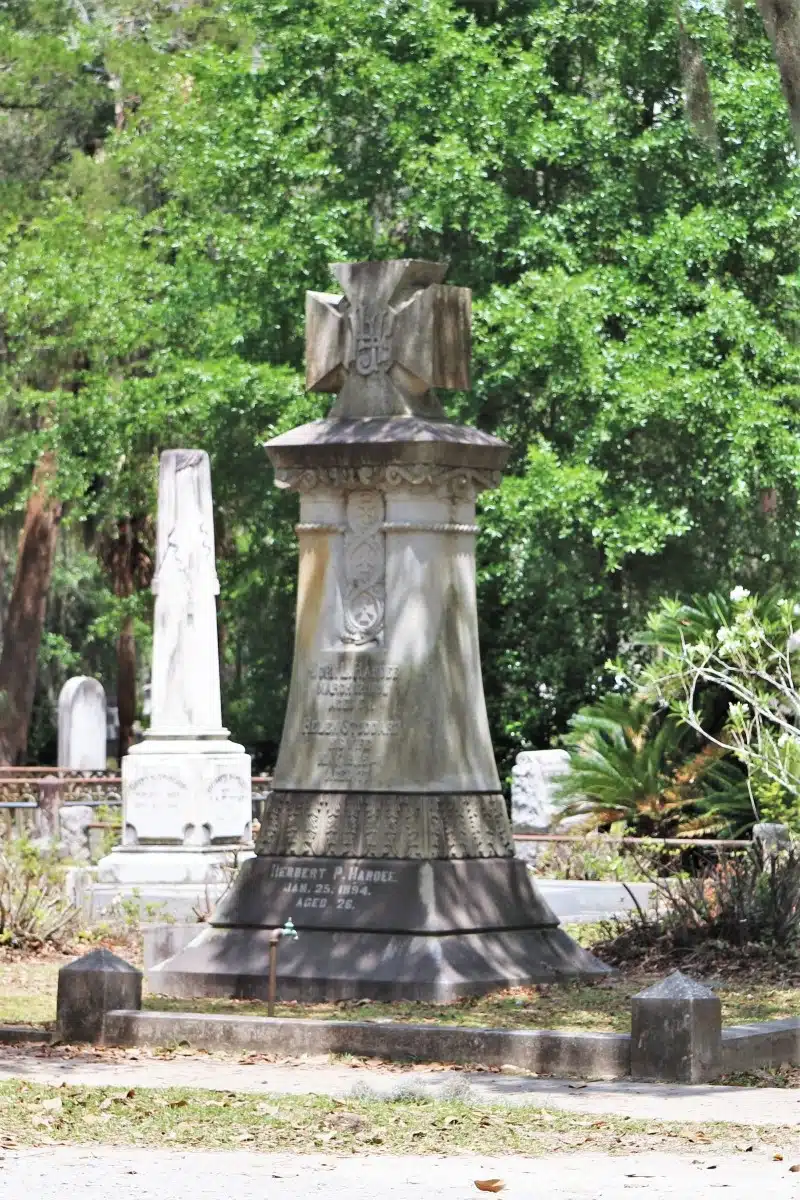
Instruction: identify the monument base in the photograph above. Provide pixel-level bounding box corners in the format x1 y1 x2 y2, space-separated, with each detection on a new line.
149 855 609 1001
120 740 252 847
96 845 254 886
86 845 254 923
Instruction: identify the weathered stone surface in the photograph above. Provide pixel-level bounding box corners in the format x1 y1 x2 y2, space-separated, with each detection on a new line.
213 856 556 932
153 259 609 1000
57 948 142 1044
305 260 470 419
103 1009 630 1079
256 792 513 858
268 473 505 797
722 1018 800 1073
631 971 721 1083
148 450 226 740
58 804 94 862
57 677 107 769
267 419 508 475
119 751 251 847
511 749 571 833
149 924 609 1003
143 922 204 972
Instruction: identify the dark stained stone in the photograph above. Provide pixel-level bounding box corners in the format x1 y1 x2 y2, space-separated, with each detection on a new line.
57 949 142 1044
631 971 721 1083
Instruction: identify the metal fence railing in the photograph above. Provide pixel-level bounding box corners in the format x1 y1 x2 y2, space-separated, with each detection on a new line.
0 770 274 842
513 833 752 849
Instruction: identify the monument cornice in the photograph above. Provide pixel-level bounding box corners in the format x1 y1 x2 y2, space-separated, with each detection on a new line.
266 417 508 496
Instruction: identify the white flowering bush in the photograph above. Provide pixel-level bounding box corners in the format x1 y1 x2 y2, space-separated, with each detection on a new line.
637 589 800 826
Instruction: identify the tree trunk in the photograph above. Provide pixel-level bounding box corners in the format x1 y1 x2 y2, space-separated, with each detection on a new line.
757 0 800 151
117 611 136 760
114 518 136 762
0 453 62 765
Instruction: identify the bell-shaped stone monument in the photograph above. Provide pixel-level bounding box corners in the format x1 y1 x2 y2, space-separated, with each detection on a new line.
98 450 251 894
151 260 606 998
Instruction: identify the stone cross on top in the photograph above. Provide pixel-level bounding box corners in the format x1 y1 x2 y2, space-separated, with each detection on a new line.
305 259 471 419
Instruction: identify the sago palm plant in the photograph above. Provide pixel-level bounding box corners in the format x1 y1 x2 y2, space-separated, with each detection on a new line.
556 693 750 837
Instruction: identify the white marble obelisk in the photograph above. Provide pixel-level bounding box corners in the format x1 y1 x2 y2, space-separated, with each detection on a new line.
98 450 251 890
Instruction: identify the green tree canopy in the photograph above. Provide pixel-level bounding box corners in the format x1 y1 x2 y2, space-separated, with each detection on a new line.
2 0 800 770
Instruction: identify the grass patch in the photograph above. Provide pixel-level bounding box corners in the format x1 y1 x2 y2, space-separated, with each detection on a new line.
0 956 66 1027
0 1080 789 1155
3 950 800 1036
141 976 800 1034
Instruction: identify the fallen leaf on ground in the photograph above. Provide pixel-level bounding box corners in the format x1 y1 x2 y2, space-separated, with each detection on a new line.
774 1154 784 1162
475 1180 506 1193
568 1082 587 1091
788 1165 800 1173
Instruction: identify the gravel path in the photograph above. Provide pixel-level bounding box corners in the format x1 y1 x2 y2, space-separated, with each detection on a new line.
1 1147 798 1199
1 1046 799 1126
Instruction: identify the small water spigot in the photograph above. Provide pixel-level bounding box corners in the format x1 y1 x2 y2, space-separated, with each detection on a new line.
267 917 299 1016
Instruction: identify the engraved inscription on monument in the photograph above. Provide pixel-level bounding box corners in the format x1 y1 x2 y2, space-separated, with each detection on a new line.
304 655 402 787
268 859 401 914
124 773 187 843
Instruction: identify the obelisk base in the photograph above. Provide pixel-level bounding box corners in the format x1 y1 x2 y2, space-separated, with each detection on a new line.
92 738 253 919
149 856 609 1001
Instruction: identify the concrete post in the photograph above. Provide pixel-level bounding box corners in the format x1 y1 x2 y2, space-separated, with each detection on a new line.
57 948 142 1044
631 971 722 1083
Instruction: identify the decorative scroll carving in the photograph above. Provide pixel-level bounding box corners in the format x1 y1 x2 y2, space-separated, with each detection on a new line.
275 464 502 499
342 490 386 645
256 791 515 859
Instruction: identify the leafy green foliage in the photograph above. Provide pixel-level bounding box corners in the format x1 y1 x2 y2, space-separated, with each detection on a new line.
638 587 800 827
0 836 77 950
556 691 751 836
3 0 800 767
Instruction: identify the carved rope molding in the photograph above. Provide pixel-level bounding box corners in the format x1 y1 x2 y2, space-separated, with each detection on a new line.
296 521 480 536
276 464 502 499
382 521 479 535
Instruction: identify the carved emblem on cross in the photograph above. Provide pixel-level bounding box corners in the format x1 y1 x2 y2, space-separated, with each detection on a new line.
305 259 471 419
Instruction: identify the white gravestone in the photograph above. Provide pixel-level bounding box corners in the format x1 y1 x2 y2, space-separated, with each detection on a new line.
511 748 571 833
98 450 252 887
58 677 107 769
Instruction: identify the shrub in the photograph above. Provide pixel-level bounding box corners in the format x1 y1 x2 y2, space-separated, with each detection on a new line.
530 832 655 882
595 843 800 967
556 693 750 837
0 837 78 950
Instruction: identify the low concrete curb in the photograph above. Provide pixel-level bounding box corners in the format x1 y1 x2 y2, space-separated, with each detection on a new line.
0 1026 54 1046
722 1019 800 1073
51 951 800 1084
103 1010 631 1080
